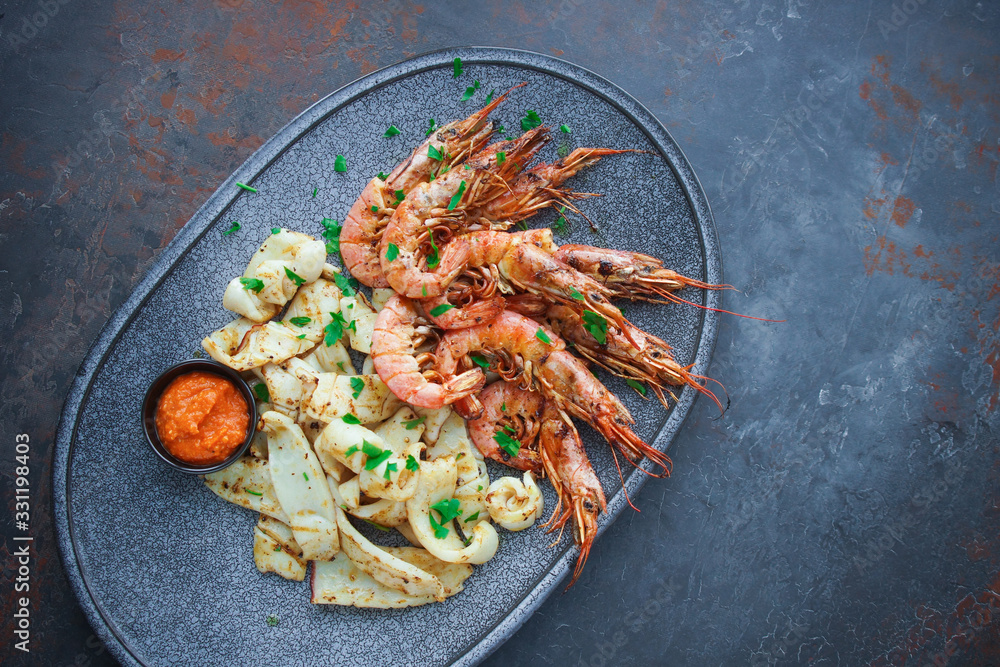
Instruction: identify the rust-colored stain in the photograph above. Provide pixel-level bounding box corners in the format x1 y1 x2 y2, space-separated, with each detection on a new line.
890 196 915 228
151 48 186 63
2 133 48 180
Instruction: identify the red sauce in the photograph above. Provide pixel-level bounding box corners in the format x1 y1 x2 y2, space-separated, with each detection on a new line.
155 371 249 466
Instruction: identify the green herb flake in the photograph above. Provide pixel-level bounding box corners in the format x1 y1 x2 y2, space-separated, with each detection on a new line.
464 511 480 523
342 413 362 425
296 333 306 339
363 441 392 470
237 182 258 193
500 402 506 412
385 243 400 262
333 271 357 297
266 615 279 627
350 376 365 399
370 205 379 214
377 171 390 181
470 354 490 370
289 316 311 327
324 311 351 346
428 144 444 161
422 285 428 297
521 110 542 131
430 498 462 524
336 361 346 372
384 124 401 138
569 286 585 301
453 57 463 77
535 328 554 345
222 220 241 236
303 472 309 482
383 461 398 480
403 416 427 430
626 378 648 396
394 189 405 205
426 232 440 270
460 80 480 101
484 89 495 104
552 206 568 231
560 124 572 133
582 310 608 345
245 489 264 497
312 187 318 197
493 430 522 458
496 151 506 166
429 512 448 539
252 383 270 403
321 218 342 254
284 267 306 286
430 303 455 317
447 180 467 211
406 454 420 471
425 118 438 137
271 227 281 235
240 277 265 293
334 154 347 172
344 444 360 457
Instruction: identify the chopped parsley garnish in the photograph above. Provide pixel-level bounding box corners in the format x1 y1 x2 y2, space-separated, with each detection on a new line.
516 220 529 231
342 413 361 425
321 218 342 254
284 267 306 286
385 243 400 262
222 220 241 236
324 311 351 345
336 361 346 372
431 498 462 524
384 124 400 137
582 310 608 345
455 452 465 460
266 614 279 627
406 454 420 471
252 383 270 402
485 89 495 104
470 354 490 370
425 118 438 137
271 227 281 235
426 232 440 269
430 303 455 317
393 189 405 205
428 144 444 161
496 151 506 166
535 328 554 345
500 402 506 412
521 110 542 131
377 171 389 180
569 286 585 301
334 154 347 172
333 271 357 297
237 182 258 193
403 417 426 430
383 461 398 480
560 124 572 133
245 489 263 497
494 430 521 458
453 57 463 77
552 206 568 231
289 316 311 327
447 180 467 211
370 205 379 213
362 440 392 470
461 80 480 101
350 376 365 399
362 518 391 531
344 444 360 457
296 334 306 339
422 285 428 297
464 511 480 523
626 378 648 396
429 512 448 539
240 277 265 293
312 187 318 197
302 472 309 482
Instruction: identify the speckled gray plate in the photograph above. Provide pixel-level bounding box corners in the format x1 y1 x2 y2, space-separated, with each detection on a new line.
54 48 720 667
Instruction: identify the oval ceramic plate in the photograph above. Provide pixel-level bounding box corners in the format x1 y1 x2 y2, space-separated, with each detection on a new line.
54 48 720 667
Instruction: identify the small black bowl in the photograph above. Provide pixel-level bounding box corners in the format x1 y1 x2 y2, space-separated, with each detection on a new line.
141 359 258 474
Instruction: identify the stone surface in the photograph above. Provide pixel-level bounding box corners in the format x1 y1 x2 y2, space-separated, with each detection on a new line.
1 1 999 665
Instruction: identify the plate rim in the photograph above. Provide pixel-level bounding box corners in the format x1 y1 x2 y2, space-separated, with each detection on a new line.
52 46 721 667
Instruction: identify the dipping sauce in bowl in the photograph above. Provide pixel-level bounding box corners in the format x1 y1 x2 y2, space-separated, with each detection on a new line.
142 359 257 474
155 371 250 466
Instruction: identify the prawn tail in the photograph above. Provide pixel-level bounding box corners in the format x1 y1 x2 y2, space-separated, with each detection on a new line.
564 494 602 590
598 416 672 478
443 369 487 404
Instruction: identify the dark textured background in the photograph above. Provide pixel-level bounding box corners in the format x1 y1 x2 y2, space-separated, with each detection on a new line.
1 1 998 665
